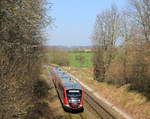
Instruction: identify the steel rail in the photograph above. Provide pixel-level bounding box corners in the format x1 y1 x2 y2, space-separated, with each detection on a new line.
84 91 116 119
50 68 117 119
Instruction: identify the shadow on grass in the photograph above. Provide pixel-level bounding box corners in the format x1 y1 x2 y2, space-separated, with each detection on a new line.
27 102 54 119
104 79 150 101
49 94 58 102
127 85 150 101
55 115 66 119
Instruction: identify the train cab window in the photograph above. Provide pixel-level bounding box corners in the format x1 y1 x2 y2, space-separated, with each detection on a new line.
67 90 82 97
67 90 82 103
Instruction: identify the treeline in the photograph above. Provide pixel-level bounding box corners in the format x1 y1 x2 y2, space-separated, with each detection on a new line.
47 47 92 67
92 0 150 93
47 47 69 66
0 0 52 119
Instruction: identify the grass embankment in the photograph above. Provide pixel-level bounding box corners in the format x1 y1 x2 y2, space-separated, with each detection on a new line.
29 67 67 119
63 66 150 119
28 68 55 119
40 67 67 119
68 51 93 68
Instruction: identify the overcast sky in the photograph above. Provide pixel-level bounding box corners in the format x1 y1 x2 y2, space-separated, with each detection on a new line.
45 0 128 46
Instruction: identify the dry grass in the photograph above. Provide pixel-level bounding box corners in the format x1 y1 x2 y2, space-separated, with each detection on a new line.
26 68 55 119
43 68 66 119
27 67 67 119
63 66 150 119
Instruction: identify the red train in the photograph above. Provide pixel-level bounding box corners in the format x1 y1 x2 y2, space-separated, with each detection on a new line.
51 67 84 112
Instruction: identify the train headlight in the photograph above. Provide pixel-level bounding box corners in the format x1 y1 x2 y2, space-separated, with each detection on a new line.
79 105 83 107
69 99 80 103
65 104 70 107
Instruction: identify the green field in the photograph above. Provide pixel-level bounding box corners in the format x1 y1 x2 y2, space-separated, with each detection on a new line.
69 52 93 68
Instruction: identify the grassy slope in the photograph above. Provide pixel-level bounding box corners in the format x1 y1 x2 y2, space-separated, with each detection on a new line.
43 67 67 119
62 67 150 119
69 52 93 68
63 51 150 118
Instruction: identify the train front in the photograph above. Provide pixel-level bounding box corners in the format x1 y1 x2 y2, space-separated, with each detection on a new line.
64 88 84 112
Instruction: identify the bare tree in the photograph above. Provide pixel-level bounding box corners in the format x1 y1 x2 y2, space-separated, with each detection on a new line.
0 0 52 119
92 5 121 81
129 0 150 43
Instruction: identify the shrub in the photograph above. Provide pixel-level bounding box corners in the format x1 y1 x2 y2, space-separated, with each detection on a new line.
34 79 49 99
47 47 69 66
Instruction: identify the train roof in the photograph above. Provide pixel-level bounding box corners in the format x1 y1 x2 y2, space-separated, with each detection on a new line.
52 67 82 90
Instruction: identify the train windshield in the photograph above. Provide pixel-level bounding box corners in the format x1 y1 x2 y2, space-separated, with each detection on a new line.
67 90 81 97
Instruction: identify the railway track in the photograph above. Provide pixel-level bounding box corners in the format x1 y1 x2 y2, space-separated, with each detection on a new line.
84 91 115 119
84 97 103 119
68 113 84 119
80 114 84 119
68 113 73 119
48 67 127 119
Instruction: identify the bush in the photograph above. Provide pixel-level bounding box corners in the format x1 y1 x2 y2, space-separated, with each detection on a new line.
104 44 150 93
0 0 51 118
27 102 54 119
34 79 49 99
47 47 69 66
127 46 150 92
